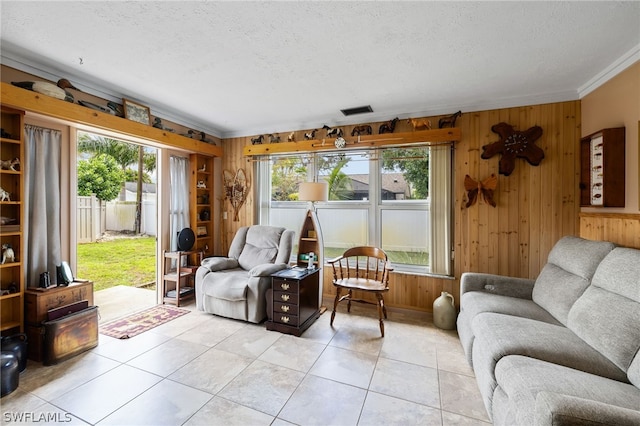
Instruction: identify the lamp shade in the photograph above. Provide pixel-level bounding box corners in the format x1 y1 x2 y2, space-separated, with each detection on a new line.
299 182 328 202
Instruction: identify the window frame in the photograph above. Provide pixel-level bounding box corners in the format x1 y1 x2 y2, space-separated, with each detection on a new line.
256 144 453 276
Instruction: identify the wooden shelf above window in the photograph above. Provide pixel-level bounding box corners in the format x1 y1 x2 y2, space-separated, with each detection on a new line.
1 82 222 157
243 128 461 157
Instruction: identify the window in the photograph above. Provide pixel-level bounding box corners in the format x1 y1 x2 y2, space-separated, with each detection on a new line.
257 144 453 275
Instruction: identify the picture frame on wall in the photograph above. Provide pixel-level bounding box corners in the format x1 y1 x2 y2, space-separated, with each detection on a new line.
123 98 151 125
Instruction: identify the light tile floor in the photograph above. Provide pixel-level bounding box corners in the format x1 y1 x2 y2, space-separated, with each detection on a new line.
2 297 491 426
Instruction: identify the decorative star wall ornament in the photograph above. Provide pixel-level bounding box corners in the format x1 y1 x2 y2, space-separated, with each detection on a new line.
481 123 544 176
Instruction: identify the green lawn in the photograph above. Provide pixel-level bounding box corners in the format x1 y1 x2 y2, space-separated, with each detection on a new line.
323 246 428 266
77 237 156 291
78 238 426 292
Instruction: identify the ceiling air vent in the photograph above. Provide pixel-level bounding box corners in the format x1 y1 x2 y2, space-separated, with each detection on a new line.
340 105 373 116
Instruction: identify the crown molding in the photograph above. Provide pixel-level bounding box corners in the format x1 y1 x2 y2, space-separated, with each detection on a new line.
578 43 640 98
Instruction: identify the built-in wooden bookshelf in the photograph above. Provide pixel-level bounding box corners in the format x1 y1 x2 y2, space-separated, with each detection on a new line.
190 154 214 257
0 105 25 334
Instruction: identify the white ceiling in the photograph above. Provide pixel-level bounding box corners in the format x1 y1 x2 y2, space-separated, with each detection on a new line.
1 1 639 139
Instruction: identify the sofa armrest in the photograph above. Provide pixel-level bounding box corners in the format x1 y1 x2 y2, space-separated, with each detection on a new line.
535 391 640 426
460 272 535 300
248 263 288 277
200 257 239 272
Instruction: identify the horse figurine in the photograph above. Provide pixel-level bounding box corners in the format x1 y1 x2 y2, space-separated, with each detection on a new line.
0 187 10 202
322 125 343 138
268 134 281 143
1 243 15 264
438 111 462 128
351 125 372 136
407 118 432 131
378 117 399 134
251 135 264 145
304 129 317 140
287 132 295 142
0 158 20 171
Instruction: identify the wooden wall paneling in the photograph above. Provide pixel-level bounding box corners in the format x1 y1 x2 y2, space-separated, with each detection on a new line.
482 111 500 277
517 106 532 279
220 136 251 254
624 217 640 248
478 111 493 275
511 107 525 277
545 103 562 269
607 217 624 243
494 108 510 277
551 103 566 244
456 113 473 275
507 114 521 278
225 101 582 311
561 102 577 237
538 104 555 274
579 213 640 249
321 266 452 313
528 105 543 277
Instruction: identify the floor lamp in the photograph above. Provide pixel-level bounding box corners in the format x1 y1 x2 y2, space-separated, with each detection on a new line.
299 182 328 310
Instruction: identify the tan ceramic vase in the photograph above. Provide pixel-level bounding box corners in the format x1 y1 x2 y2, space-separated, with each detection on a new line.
433 291 456 330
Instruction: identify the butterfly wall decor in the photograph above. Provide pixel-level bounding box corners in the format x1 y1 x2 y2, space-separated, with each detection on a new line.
464 174 498 208
223 169 249 221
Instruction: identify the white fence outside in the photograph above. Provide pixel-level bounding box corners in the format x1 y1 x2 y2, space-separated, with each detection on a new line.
77 195 156 243
269 206 430 253
77 195 105 243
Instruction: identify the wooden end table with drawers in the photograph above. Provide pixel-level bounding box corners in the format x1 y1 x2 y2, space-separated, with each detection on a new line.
266 267 320 337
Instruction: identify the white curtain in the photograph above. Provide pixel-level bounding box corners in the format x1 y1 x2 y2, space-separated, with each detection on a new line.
24 125 62 287
169 156 190 251
429 145 453 276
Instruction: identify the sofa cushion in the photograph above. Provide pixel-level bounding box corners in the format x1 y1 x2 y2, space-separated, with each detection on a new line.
494 355 640 426
568 247 640 380
201 269 249 301
472 313 628 415
461 292 561 325
457 292 561 367
238 243 278 270
200 257 239 272
532 236 615 325
628 353 640 390
534 391 640 426
237 226 284 270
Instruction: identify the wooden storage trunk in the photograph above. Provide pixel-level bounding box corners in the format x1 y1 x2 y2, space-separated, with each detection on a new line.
24 281 95 362
42 305 98 365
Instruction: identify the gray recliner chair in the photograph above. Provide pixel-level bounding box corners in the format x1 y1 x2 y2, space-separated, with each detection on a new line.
195 225 294 323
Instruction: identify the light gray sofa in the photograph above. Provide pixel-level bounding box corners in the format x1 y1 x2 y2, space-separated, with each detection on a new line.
457 236 640 425
195 225 294 323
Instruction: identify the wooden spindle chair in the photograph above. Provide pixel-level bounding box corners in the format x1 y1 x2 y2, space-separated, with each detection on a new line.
327 246 393 337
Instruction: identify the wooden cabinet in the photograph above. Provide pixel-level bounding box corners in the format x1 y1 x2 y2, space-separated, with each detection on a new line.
266 268 320 336
190 154 214 257
0 106 25 335
161 250 202 307
24 281 94 361
580 127 625 207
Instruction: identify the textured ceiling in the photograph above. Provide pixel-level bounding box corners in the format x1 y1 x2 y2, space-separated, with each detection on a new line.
1 1 639 138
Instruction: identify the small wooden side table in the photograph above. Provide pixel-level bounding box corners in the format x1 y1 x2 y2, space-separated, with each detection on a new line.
266 267 320 337
161 250 202 307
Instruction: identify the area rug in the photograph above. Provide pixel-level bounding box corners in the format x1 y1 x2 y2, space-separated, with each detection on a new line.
100 305 191 339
